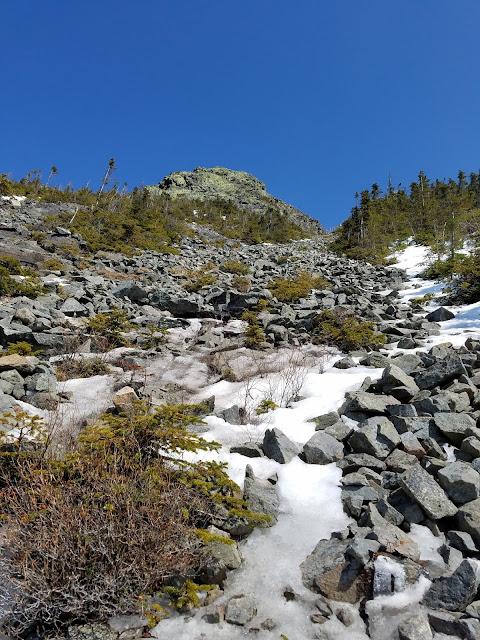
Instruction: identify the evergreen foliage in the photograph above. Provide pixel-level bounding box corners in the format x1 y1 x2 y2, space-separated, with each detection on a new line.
268 271 331 303
2 168 309 253
0 404 264 632
332 169 480 264
313 309 386 351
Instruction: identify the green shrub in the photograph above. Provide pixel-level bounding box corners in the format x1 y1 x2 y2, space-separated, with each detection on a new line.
42 257 65 272
85 307 133 348
6 341 42 356
0 254 45 298
241 310 266 349
410 292 436 307
0 404 264 632
313 309 386 351
232 275 251 292
268 271 331 302
221 260 251 275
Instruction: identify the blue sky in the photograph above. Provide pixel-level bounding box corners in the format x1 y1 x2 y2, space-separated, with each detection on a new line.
1 1 479 228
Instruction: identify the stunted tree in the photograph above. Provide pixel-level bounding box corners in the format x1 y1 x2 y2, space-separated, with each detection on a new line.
45 166 58 187
96 157 117 206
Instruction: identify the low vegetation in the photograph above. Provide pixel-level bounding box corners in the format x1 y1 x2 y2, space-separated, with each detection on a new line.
268 271 331 303
85 307 133 349
313 308 386 351
0 254 45 298
0 404 265 633
55 357 111 381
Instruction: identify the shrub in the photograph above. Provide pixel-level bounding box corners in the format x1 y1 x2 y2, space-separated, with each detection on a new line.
0 254 45 298
55 357 111 381
221 260 250 275
183 268 217 293
6 341 42 356
241 310 266 349
410 292 436 307
0 404 265 632
232 276 251 292
268 271 331 303
42 257 64 272
313 309 386 352
85 307 133 348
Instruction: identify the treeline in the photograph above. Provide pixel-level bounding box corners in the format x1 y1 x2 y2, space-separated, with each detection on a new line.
332 169 480 264
0 163 307 253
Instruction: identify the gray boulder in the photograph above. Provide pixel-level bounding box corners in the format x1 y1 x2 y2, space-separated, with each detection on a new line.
400 465 457 519
348 416 400 460
397 614 433 640
380 364 419 397
243 465 279 526
303 431 344 464
339 391 400 415
433 412 476 446
423 559 479 611
149 291 200 317
426 307 455 322
456 497 480 546
111 282 147 302
225 594 257 626
262 428 299 464
415 354 467 390
59 297 88 316
437 462 480 504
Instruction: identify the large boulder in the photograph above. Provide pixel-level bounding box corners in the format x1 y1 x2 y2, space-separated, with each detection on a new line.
437 462 480 505
262 428 299 464
456 497 480 547
433 412 476 446
111 282 147 302
303 431 344 464
399 465 457 519
423 559 479 611
243 465 279 527
348 416 400 460
426 307 455 322
149 292 200 317
301 537 368 604
415 354 467 390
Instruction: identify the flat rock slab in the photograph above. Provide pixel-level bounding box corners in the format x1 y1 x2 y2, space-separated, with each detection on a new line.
400 465 457 519
433 413 476 446
339 391 400 416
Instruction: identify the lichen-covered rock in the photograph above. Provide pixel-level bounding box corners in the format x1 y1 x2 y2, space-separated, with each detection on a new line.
399 464 457 519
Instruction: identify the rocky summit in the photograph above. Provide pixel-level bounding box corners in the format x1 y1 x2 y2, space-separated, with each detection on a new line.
149 166 323 235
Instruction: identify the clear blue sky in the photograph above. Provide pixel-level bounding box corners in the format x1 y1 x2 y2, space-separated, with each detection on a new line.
2 1 479 228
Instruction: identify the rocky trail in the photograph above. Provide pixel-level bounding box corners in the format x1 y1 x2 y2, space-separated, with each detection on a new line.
1 198 480 640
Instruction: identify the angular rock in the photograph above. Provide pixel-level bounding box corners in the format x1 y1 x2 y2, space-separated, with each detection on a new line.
348 416 400 460
262 428 299 464
111 282 147 302
397 614 433 640
204 526 242 569
423 559 479 611
433 412 476 446
456 497 480 546
59 297 88 316
311 411 340 430
303 431 344 465
225 594 257 625
339 391 400 415
230 442 264 458
243 465 279 526
426 307 455 322
400 465 457 519
415 354 467 390
301 537 367 603
0 354 36 375
380 364 419 397
113 386 139 412
437 462 480 505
